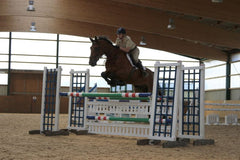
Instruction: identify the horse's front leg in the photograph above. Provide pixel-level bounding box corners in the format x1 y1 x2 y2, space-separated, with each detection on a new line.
101 71 117 86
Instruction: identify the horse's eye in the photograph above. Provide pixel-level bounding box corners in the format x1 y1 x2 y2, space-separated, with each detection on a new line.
94 47 99 51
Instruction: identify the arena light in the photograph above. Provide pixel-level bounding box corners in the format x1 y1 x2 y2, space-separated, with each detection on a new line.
30 22 36 31
139 36 147 45
167 18 175 30
27 0 35 11
211 0 223 2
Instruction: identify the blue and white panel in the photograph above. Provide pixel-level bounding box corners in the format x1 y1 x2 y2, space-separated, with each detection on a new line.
178 65 205 139
149 62 182 141
67 69 89 130
40 67 61 132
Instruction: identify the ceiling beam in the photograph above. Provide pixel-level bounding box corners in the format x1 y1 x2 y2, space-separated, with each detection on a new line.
0 0 240 49
0 16 227 61
111 0 240 24
128 31 228 61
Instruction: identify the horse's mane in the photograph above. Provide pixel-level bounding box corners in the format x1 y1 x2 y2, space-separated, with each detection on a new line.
97 36 114 46
95 36 130 63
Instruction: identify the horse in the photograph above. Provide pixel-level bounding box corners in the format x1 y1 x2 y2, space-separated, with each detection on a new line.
89 36 189 117
89 36 154 93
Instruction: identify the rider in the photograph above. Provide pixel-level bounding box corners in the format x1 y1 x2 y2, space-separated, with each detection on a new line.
115 27 148 77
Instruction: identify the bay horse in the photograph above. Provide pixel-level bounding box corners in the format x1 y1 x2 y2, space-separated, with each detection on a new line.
89 36 189 117
89 36 154 93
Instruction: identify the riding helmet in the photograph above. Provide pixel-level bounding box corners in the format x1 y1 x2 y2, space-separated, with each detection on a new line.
117 27 126 34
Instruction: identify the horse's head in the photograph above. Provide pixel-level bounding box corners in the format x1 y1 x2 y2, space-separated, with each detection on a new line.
89 37 104 66
89 36 114 66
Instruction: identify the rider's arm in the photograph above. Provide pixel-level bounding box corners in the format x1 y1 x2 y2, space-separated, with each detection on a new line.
115 36 135 53
119 37 135 53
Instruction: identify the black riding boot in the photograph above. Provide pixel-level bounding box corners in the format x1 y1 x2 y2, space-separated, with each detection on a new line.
136 60 148 77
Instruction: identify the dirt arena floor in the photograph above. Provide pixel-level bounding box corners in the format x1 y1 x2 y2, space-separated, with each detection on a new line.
0 113 239 160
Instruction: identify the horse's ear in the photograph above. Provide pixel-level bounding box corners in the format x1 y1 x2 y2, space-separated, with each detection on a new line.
90 37 94 42
94 36 98 42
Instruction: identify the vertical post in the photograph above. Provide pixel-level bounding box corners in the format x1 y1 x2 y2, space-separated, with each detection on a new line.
56 34 59 68
84 69 90 129
68 69 74 129
40 67 47 132
199 63 205 138
226 55 231 100
149 61 160 138
171 61 182 140
54 66 62 131
7 32 12 96
178 62 184 137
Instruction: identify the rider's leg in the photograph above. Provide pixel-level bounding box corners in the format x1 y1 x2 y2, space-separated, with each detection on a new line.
135 60 148 77
131 48 140 65
131 49 148 77
128 53 137 66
